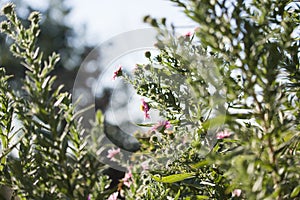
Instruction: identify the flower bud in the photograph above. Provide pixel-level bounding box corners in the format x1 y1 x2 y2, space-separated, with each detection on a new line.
2 3 15 15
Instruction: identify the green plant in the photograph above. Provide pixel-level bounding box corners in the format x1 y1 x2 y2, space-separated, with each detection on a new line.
0 0 299 199
113 0 300 199
0 3 110 199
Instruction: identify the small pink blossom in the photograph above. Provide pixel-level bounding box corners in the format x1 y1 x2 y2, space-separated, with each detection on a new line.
232 189 242 197
112 66 122 80
122 171 133 188
185 31 192 37
216 130 232 139
140 98 150 119
107 148 120 160
107 192 118 200
152 120 171 132
87 194 91 200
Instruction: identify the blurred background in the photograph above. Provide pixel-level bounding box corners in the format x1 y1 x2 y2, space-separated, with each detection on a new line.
0 0 193 91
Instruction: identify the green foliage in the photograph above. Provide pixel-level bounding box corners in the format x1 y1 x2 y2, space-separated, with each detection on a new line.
0 67 16 172
0 0 299 199
152 173 195 183
0 3 110 199
179 1 300 199
116 0 300 199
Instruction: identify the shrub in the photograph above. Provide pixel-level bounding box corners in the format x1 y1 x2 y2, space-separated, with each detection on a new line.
0 1 299 200
0 3 110 199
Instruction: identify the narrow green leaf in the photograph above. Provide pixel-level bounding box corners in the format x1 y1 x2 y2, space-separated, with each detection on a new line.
291 185 300 198
136 123 154 127
190 160 209 169
196 195 209 199
202 115 226 130
152 173 195 183
54 94 67 107
96 110 104 125
174 189 180 200
41 75 51 89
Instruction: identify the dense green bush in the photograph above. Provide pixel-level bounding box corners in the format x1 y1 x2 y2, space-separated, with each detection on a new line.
0 1 299 200
115 0 299 199
0 3 110 199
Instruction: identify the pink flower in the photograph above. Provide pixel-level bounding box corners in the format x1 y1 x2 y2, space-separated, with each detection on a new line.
107 192 118 200
232 189 242 197
122 171 133 188
107 148 120 160
112 66 122 80
185 31 192 37
87 194 91 200
152 120 171 132
140 98 150 119
216 130 232 139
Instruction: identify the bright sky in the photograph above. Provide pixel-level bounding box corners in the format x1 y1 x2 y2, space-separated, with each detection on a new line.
66 0 194 45
0 0 196 46
2 0 195 45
